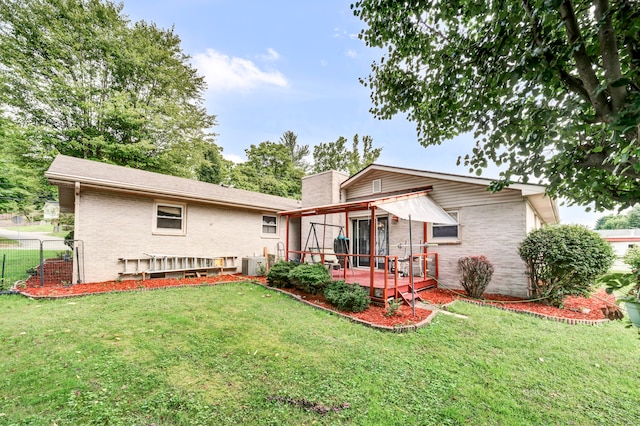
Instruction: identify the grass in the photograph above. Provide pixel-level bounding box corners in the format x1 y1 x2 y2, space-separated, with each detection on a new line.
0 250 61 290
0 282 639 425
0 236 18 245
5 224 68 238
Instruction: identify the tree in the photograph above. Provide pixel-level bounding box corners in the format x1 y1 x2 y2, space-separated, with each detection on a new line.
0 118 54 213
229 142 303 198
595 205 640 229
312 134 382 175
196 144 232 185
0 0 217 178
279 130 310 172
353 0 640 210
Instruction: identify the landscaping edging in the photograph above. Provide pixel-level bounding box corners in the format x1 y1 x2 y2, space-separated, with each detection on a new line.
454 298 608 326
263 285 438 333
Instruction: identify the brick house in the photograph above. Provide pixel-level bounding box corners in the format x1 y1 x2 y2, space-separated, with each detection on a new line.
46 156 558 298
46 155 301 283
283 165 559 299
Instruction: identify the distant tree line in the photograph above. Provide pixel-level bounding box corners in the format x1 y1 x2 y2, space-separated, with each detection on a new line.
595 206 640 230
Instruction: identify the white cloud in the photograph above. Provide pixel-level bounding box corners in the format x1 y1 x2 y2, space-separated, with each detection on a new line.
259 48 280 61
223 153 245 164
346 50 357 58
193 48 288 93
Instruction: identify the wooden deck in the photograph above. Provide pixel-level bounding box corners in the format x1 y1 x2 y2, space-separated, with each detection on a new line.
331 267 437 304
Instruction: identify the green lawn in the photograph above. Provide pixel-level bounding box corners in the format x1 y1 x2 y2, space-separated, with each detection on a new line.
0 250 60 289
5 224 68 238
0 282 638 425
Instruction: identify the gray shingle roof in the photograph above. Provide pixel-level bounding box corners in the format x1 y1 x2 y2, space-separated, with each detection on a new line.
45 155 301 212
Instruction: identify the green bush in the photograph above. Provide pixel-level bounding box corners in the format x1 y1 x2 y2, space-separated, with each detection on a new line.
624 246 640 271
458 255 494 298
266 261 298 288
287 263 331 295
519 224 615 307
324 280 371 312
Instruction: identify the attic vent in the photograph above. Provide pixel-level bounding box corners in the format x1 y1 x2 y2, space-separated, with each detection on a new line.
372 179 382 194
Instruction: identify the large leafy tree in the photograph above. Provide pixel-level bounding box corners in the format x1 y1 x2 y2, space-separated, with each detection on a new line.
0 0 217 178
0 118 54 213
229 142 304 198
279 130 310 172
353 0 640 210
312 134 382 175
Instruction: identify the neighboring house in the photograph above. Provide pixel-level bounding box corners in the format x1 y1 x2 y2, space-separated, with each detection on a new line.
282 165 559 299
45 155 301 284
42 201 60 221
595 229 640 271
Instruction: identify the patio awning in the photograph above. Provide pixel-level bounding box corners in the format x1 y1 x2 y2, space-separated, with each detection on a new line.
374 195 457 225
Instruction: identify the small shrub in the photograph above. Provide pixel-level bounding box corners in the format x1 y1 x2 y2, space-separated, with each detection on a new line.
624 246 640 272
458 255 494 299
386 298 402 316
64 230 74 250
266 261 297 288
287 263 331 295
324 280 371 312
519 224 615 307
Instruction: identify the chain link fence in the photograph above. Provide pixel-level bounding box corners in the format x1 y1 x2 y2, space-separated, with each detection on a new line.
0 239 84 290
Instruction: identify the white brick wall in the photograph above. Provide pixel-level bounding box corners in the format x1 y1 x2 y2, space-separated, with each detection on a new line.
425 201 529 297
76 188 288 282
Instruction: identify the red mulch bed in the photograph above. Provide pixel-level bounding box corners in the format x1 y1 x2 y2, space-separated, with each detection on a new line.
421 287 616 322
274 287 434 328
15 275 617 327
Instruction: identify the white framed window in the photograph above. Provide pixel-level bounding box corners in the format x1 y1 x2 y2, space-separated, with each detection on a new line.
262 214 278 236
430 211 460 242
372 179 382 194
153 202 186 235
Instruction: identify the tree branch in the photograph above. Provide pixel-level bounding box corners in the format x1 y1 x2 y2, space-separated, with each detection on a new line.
594 0 627 113
521 0 591 102
576 151 640 180
559 0 612 120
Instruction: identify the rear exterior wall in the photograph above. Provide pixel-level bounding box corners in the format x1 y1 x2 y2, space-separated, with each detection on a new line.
75 188 290 283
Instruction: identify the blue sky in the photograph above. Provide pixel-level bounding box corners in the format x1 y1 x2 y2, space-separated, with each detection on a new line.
120 0 606 227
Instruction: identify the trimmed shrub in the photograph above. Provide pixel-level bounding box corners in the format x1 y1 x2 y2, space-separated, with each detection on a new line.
287 263 331 295
624 245 640 272
324 280 370 312
458 255 494 299
519 224 615 307
266 261 298 288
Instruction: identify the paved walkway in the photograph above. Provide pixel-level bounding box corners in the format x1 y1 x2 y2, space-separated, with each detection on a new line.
0 227 66 250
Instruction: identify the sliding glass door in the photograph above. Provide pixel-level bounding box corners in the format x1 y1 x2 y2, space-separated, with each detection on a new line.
352 217 388 269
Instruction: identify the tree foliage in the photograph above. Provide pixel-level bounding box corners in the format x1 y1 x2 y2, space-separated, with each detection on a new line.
312 134 382 175
595 205 640 229
519 224 615 306
353 0 640 210
0 118 54 213
228 141 304 198
0 0 217 178
279 130 310 172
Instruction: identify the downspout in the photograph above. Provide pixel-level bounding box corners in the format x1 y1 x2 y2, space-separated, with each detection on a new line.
285 215 290 261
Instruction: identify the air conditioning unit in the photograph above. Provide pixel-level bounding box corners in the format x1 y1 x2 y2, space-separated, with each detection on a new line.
242 256 266 276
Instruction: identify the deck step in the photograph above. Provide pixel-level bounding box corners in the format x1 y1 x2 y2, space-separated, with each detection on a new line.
400 291 424 305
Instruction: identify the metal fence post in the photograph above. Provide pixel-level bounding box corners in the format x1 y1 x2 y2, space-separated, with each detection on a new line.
39 240 44 288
